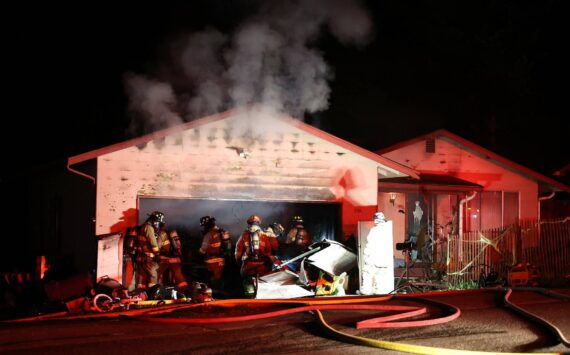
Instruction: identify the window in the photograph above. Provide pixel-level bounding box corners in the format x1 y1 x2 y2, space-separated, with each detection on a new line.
480 191 501 230
503 192 519 226
464 193 481 231
465 191 519 231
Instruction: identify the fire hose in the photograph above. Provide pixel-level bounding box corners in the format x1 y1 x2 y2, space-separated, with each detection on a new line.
503 287 570 347
6 288 567 354
134 289 566 355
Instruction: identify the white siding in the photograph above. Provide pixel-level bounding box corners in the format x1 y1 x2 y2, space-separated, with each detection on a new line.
96 113 380 234
382 137 539 220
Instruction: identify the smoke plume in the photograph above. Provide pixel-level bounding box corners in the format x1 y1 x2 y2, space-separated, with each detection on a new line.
124 73 183 135
125 0 373 134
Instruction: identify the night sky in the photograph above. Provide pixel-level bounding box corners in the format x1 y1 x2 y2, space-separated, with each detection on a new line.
3 0 568 180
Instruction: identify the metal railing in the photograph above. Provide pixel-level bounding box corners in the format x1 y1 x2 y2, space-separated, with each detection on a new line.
442 217 570 287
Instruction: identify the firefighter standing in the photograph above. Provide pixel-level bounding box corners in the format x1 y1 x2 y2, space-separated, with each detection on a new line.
281 215 311 271
285 215 311 252
136 211 163 289
122 226 139 291
158 228 189 292
199 216 229 287
264 222 283 255
264 222 285 270
235 215 273 298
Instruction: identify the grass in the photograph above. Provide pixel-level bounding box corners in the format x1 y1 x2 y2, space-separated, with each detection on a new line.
445 279 479 290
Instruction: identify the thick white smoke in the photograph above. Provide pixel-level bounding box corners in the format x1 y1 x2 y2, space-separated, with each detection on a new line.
125 0 373 133
180 29 229 118
124 73 183 135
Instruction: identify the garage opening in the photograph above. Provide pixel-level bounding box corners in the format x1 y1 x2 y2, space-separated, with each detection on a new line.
138 197 342 247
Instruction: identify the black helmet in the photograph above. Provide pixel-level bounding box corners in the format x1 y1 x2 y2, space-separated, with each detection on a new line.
292 215 304 225
200 216 216 228
247 215 261 226
200 216 216 227
148 211 165 224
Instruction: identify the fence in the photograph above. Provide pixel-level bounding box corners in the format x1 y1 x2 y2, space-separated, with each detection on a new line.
443 217 570 288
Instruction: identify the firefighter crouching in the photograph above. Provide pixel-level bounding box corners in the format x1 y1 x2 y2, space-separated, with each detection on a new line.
158 228 189 293
136 211 163 289
199 216 228 288
235 215 274 298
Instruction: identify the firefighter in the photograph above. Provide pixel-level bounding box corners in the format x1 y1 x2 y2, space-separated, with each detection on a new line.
199 216 228 287
158 228 189 293
235 215 274 298
264 222 286 270
136 211 163 289
280 215 312 272
122 226 139 291
285 215 311 252
264 222 283 255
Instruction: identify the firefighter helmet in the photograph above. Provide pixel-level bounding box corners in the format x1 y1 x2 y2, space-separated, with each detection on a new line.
148 211 165 224
247 215 261 226
292 215 304 225
200 216 216 227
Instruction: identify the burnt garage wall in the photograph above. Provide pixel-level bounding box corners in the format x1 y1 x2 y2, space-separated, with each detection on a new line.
95 112 380 237
139 198 342 250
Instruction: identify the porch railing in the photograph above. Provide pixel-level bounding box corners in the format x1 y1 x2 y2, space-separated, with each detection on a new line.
442 217 570 287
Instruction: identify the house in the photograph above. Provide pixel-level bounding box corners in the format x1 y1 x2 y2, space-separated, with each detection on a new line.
374 129 570 263
67 106 417 280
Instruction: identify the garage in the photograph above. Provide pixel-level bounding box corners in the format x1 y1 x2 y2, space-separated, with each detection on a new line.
68 107 416 282
138 197 342 246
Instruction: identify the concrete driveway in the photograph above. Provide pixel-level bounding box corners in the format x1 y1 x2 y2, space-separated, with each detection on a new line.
1 288 569 354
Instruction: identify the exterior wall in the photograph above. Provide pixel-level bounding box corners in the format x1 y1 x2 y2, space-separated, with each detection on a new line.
95 113 379 236
382 138 539 220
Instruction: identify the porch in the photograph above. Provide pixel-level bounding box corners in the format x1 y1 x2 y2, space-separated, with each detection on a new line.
397 218 570 289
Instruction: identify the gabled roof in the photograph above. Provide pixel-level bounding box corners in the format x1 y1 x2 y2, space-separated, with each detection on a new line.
68 108 235 166
377 129 570 193
68 107 418 179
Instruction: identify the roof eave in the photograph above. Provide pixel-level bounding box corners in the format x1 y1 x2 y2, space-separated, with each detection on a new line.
67 109 240 166
280 114 419 179
69 107 419 180
378 129 570 194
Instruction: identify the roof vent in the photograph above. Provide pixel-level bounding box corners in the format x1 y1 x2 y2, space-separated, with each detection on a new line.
425 138 435 153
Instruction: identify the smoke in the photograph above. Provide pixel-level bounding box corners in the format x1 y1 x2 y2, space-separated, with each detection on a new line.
124 73 183 135
125 0 373 134
180 29 229 118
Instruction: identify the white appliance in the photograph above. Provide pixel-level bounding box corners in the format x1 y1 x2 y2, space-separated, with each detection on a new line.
357 220 394 294
96 232 123 282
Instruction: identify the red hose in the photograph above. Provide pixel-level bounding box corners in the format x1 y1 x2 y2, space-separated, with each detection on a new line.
137 296 460 329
